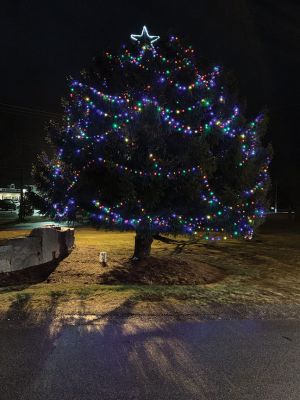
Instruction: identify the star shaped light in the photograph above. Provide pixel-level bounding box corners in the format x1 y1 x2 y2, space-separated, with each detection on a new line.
130 26 160 46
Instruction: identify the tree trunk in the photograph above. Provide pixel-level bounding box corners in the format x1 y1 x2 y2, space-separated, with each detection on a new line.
132 219 153 260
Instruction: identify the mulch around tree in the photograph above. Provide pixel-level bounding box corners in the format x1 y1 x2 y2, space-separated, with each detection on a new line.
99 256 224 285
45 245 225 286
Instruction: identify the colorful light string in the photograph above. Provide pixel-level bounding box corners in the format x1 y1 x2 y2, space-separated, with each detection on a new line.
50 29 270 240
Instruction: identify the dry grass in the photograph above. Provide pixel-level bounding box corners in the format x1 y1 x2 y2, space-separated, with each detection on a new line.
0 220 300 317
0 230 29 241
47 229 224 285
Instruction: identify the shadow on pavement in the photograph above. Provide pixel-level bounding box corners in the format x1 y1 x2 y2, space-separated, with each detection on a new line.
1 293 300 400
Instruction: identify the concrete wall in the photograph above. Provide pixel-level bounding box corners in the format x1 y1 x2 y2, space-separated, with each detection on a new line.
0 227 74 273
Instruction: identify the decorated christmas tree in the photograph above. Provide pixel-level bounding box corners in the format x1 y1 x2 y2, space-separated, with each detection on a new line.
34 26 271 258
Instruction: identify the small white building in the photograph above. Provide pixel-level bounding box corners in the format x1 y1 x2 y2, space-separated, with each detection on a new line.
0 184 29 201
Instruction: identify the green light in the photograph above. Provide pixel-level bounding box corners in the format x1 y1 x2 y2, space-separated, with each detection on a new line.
201 99 210 107
204 124 211 133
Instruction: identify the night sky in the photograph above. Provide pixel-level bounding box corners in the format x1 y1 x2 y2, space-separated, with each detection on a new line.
0 0 299 208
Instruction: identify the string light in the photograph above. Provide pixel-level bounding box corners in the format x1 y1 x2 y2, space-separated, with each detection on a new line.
50 29 270 241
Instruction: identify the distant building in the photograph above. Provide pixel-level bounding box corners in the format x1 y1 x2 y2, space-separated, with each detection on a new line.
0 184 35 201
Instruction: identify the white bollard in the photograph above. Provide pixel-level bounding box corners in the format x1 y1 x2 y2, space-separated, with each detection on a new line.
99 251 108 264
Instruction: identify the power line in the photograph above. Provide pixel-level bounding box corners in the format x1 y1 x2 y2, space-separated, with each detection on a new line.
0 102 61 119
0 108 59 119
0 165 33 169
0 101 61 116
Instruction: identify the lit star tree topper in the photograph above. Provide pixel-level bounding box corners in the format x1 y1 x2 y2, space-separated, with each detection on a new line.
130 25 160 47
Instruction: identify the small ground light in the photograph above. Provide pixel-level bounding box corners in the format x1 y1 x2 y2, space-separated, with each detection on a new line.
99 252 108 266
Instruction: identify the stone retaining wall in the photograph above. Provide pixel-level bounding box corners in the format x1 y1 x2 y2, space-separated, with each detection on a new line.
0 227 74 273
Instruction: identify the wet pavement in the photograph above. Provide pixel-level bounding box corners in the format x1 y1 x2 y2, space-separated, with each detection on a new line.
0 316 299 400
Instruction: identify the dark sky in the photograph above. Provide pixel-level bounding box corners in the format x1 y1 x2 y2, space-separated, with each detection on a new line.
0 0 299 206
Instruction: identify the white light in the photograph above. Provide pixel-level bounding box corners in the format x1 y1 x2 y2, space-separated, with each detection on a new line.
130 26 160 46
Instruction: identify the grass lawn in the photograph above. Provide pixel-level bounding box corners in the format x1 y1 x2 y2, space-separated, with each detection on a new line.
0 218 300 318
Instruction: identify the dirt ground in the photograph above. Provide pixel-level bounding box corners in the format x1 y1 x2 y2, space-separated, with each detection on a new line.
48 247 224 285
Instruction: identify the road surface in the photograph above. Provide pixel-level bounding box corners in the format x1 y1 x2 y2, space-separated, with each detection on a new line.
0 317 299 400
0 211 72 230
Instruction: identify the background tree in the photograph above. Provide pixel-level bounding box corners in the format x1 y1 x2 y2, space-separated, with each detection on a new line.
17 186 34 219
33 27 271 258
25 186 49 216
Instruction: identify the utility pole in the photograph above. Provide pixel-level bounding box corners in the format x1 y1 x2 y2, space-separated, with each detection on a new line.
274 182 278 214
18 131 25 222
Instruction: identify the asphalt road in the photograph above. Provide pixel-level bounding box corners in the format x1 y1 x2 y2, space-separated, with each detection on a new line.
0 211 70 230
0 317 299 400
